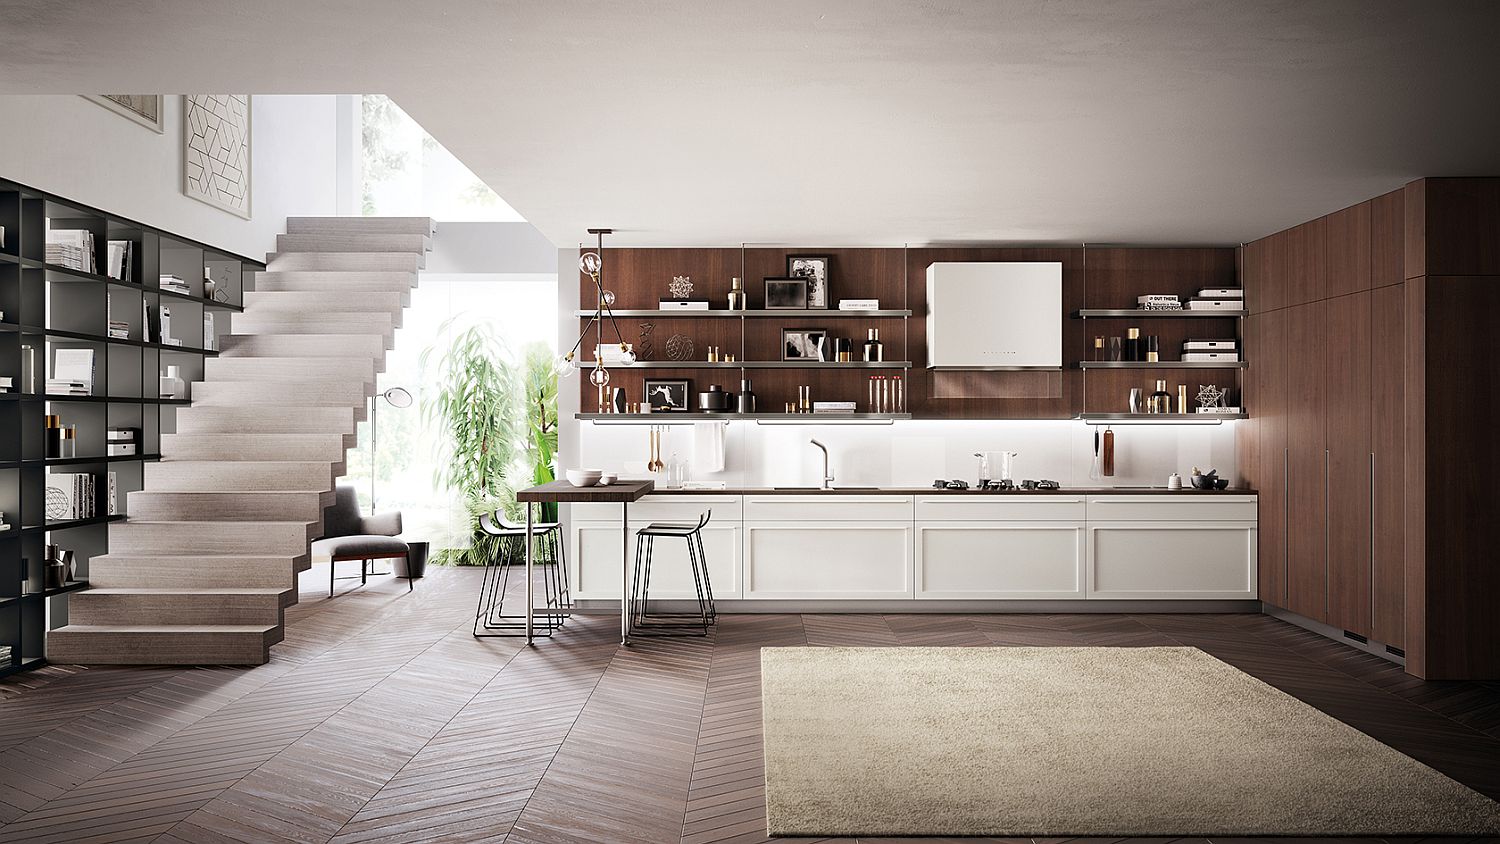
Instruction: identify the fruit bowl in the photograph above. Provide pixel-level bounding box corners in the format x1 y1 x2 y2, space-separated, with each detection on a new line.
565 468 603 487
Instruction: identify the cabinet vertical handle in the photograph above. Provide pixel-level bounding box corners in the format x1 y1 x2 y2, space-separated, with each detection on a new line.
1283 446 1290 604
1325 448 1330 619
1370 451 1376 631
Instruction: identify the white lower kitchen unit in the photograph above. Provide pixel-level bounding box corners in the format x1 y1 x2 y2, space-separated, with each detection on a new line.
568 491 1257 607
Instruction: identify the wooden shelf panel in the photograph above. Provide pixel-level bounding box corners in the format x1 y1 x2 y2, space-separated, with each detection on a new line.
1075 309 1245 318
621 361 912 369
1078 361 1246 369
577 309 912 318
1078 412 1246 421
577 412 910 422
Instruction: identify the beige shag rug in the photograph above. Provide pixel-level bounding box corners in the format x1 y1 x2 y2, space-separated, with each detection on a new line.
760 646 1500 837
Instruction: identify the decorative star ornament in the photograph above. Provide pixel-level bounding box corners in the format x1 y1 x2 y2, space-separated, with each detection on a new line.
1196 384 1226 409
669 275 694 299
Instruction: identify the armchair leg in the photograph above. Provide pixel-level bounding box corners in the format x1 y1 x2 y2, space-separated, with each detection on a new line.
405 552 413 592
330 559 335 598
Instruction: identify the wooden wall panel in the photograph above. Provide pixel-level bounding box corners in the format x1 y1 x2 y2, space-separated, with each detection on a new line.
741 248 906 311
1414 178 1500 277
1258 217 1327 311
582 248 743 310
1325 201 1372 298
1285 300 1328 622
1371 189 1405 289
1414 276 1500 679
1325 291 1372 636
1083 247 1238 309
1371 283 1406 648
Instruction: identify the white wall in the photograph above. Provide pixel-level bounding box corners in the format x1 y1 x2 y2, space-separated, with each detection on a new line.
576 418 1238 490
0 95 338 258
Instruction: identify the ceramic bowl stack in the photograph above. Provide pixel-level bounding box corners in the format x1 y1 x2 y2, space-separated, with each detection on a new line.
565 468 603 487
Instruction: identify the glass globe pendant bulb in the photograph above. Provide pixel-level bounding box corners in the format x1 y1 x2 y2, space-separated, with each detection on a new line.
579 252 602 276
554 353 578 377
618 346 637 365
588 365 611 387
601 289 616 307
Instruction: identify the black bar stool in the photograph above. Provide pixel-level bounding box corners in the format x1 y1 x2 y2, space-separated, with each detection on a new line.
473 510 571 638
631 509 715 636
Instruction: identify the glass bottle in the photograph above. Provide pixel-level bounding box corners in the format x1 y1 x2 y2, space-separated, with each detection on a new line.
1124 328 1141 362
862 329 883 362
1093 336 1105 361
727 277 747 311
1150 379 1172 414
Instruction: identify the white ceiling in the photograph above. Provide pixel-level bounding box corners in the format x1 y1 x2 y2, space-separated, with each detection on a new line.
2 1 1498 247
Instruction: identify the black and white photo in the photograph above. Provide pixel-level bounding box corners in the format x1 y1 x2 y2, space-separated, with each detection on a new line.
781 329 828 361
643 378 691 411
764 277 808 309
787 255 830 308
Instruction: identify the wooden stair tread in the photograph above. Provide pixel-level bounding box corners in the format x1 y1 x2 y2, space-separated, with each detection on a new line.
53 624 278 633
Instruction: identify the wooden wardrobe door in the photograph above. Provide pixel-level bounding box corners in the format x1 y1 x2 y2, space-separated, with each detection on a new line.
1286 300 1328 622
1325 292 1373 635
1255 308 1290 608
1371 283 1406 647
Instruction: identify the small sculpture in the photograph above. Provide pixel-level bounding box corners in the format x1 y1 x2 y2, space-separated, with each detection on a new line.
666 333 694 361
637 322 655 361
1196 384 1227 409
669 275 694 299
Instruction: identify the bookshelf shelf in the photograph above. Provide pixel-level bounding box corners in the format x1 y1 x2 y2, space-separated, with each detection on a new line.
0 175 263 679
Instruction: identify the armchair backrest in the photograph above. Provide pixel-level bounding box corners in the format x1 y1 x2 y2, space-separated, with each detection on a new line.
323 485 363 539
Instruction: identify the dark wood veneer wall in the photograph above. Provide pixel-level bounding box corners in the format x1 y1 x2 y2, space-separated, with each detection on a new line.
579 245 1239 419
1242 177 1500 680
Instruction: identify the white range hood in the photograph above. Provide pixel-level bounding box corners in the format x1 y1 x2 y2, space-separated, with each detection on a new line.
926 262 1063 370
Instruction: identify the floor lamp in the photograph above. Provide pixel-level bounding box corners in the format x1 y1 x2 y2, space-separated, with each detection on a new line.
370 386 413 514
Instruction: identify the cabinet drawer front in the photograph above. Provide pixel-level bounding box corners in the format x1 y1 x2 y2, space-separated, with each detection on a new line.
1085 495 1258 522
572 495 741 524
743 495 913 522
915 495 1085 521
744 522 913 598
571 521 742 600
916 523 1085 599
1087 523 1257 599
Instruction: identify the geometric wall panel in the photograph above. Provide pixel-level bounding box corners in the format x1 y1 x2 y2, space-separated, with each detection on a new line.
83 95 165 132
183 94 252 219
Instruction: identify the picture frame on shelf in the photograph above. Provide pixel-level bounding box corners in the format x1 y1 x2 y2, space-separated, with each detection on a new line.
644 379 691 412
782 329 829 362
787 255 831 309
764 277 809 310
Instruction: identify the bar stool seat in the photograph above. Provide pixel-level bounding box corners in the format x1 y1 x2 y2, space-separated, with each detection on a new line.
473 511 571 638
632 510 715 636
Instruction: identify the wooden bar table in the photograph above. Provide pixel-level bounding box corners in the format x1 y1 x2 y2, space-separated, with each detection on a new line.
515 479 655 645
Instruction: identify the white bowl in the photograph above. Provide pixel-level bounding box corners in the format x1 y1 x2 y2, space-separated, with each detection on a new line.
598 472 618 486
566 468 603 487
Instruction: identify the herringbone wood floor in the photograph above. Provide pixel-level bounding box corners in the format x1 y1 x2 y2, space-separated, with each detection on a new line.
3 565 1499 844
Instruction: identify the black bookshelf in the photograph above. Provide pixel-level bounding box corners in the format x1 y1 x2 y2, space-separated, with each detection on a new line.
0 177 263 678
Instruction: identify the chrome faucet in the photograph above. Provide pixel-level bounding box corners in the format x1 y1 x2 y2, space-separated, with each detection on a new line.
810 438 834 490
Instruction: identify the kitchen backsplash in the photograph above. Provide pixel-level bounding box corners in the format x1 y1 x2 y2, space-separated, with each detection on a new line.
576 419 1239 488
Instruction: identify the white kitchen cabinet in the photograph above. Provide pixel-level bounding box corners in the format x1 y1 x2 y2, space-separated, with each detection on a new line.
1084 494 1258 600
570 515 742 601
915 522 1086 599
743 522 914 599
743 495 913 522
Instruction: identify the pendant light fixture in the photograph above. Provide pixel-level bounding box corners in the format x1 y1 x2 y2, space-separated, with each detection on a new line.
556 228 634 384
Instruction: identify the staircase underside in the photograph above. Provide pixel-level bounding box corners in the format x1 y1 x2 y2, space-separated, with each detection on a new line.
47 216 433 666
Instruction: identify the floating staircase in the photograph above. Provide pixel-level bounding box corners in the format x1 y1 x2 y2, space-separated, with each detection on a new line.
47 217 433 665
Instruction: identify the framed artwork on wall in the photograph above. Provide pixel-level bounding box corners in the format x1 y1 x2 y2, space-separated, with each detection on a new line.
782 329 829 361
787 255 831 308
83 95 165 133
183 94 252 219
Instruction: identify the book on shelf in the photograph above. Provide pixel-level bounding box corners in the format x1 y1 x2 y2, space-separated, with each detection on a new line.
812 401 858 413
45 225 97 273
657 300 710 310
594 343 635 364
44 381 91 396
159 306 173 345
203 313 216 351
1137 294 1183 311
1196 406 1243 414
838 299 881 310
1198 288 1242 298
1182 351 1240 363
1183 338 1237 351
1186 299 1242 311
45 473 96 521
107 240 135 282
108 471 118 516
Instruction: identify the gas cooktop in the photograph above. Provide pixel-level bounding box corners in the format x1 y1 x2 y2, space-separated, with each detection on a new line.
932 479 1061 491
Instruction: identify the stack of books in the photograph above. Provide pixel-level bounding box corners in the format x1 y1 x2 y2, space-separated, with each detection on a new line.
44 379 90 396
48 349 95 396
45 473 96 520
0 375 12 394
108 320 130 340
1186 288 1244 311
46 227 97 272
838 299 880 311
106 428 140 458
1182 338 1240 363
107 240 135 282
159 274 191 295
1137 294 1182 311
812 401 857 414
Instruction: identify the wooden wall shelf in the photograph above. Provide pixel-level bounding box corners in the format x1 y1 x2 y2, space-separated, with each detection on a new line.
1078 361 1246 370
1075 309 1245 318
623 360 911 369
577 308 912 318
577 412 911 423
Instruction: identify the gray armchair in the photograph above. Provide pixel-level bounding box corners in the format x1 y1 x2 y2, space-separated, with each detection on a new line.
310 485 413 596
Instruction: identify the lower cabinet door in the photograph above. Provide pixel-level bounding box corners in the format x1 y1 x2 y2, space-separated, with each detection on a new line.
1086 522 1258 600
915 522 1085 599
744 521 914 599
571 521 742 600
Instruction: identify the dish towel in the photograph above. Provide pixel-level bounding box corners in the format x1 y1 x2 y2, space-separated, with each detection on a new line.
693 422 726 473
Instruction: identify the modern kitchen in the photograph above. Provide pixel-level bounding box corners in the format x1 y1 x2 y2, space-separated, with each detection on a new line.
542 178 1497 688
